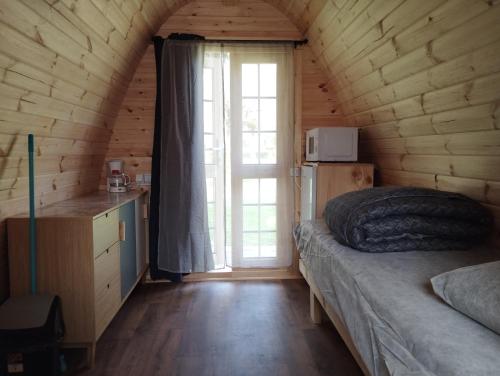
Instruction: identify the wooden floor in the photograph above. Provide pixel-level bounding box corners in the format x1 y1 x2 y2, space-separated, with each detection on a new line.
75 280 363 376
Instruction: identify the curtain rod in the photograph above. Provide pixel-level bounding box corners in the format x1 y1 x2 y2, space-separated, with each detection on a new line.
151 35 308 47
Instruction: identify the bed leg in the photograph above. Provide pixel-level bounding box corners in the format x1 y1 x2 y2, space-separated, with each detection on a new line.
310 288 322 324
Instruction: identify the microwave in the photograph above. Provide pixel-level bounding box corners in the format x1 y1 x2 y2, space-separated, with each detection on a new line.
305 127 358 162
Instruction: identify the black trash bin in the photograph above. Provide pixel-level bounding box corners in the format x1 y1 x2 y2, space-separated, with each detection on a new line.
0 294 65 376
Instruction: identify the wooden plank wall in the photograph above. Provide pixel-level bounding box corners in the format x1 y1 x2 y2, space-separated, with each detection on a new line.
305 0 500 242
105 44 155 182
105 0 339 182
300 47 345 161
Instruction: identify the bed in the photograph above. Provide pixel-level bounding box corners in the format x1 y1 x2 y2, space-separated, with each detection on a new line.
295 220 500 376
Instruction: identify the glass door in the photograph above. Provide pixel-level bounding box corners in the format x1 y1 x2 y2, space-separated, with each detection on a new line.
203 45 293 269
230 53 291 268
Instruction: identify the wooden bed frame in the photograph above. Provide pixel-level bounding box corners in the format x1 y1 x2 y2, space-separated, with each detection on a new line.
299 259 371 376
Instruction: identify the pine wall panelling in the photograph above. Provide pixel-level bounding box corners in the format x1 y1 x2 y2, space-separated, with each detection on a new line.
307 0 500 241
1 0 500 301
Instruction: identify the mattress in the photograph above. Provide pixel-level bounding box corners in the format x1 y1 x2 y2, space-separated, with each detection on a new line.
295 220 500 376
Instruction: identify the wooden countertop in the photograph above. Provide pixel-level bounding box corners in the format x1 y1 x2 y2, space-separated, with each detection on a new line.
12 190 148 219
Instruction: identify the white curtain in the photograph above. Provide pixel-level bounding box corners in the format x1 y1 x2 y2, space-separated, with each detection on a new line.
203 43 294 268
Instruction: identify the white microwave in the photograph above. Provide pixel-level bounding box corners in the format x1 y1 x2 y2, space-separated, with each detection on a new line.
305 127 358 162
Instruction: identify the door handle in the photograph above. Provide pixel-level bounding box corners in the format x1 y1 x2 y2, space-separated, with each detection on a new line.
119 221 126 241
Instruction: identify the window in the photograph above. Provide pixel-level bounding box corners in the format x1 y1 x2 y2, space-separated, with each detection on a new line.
242 178 277 258
241 64 277 165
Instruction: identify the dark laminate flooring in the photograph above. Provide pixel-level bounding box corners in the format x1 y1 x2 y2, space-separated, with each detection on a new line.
76 280 363 376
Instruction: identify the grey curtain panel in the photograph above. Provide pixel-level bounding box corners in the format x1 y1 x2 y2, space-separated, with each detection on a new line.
150 38 214 276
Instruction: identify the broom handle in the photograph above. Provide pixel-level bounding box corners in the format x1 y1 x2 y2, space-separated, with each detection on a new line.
28 134 36 295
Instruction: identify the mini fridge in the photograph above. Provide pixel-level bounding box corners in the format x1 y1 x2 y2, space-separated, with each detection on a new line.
300 163 374 222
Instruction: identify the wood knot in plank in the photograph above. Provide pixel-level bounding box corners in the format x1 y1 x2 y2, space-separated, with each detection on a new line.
391 37 400 57
34 26 45 46
463 82 474 103
426 41 444 64
86 36 92 52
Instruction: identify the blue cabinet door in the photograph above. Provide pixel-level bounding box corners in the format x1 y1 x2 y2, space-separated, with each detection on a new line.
119 200 137 298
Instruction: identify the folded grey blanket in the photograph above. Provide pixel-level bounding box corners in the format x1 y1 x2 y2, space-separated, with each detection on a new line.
324 187 493 252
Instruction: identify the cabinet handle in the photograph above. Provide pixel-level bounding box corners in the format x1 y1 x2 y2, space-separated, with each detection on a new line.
106 249 109 254
105 213 108 218
119 221 126 241
107 283 110 289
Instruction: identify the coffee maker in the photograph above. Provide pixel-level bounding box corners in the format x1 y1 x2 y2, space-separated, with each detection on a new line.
107 160 131 193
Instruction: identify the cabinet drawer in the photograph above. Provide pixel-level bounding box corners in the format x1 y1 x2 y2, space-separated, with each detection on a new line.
93 210 119 257
94 243 121 339
94 242 120 293
94 274 120 340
